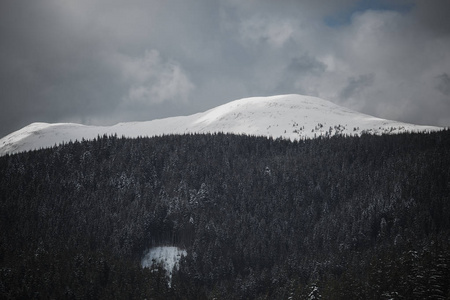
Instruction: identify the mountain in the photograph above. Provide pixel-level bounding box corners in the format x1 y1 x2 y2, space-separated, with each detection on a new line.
0 94 442 155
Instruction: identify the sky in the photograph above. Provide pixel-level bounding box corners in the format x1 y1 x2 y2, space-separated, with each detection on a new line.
1 0 450 137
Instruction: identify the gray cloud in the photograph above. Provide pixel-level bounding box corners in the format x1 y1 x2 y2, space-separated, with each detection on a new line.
288 55 327 75
340 74 375 99
435 73 450 97
0 0 449 138
117 50 194 105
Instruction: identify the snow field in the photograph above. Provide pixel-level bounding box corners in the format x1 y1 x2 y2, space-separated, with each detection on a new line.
141 246 187 286
0 94 443 156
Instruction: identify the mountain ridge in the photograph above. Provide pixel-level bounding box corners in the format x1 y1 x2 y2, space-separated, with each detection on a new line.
0 94 442 155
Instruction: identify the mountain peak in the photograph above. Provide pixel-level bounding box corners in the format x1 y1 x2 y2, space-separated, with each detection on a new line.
0 94 443 155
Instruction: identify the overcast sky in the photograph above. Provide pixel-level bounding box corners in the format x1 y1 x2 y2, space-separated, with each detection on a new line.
1 0 449 137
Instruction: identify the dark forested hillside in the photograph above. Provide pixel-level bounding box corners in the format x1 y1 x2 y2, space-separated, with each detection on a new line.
1 131 450 299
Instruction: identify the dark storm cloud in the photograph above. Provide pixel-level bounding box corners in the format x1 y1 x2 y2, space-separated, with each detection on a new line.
0 0 126 135
413 0 450 35
0 0 449 138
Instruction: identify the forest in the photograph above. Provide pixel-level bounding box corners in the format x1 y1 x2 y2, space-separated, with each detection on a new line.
1 130 450 299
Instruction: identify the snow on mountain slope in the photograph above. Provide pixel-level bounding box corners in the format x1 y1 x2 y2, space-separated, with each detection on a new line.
0 94 443 156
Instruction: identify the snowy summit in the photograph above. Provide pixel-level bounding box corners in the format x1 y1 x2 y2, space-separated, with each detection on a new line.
0 94 442 156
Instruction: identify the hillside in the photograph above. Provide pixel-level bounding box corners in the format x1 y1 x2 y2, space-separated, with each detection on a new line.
1 131 449 299
0 94 442 155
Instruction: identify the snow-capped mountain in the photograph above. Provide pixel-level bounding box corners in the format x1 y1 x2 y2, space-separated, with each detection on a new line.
0 94 443 156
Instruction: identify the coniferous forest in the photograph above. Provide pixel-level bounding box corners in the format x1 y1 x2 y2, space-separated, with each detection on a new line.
1 131 450 299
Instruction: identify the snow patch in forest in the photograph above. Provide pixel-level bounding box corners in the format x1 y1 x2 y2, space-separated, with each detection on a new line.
141 246 187 285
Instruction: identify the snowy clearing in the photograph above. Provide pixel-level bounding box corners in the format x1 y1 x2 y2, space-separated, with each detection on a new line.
141 246 187 286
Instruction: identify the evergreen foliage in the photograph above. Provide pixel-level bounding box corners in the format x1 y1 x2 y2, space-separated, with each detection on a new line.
1 131 450 299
